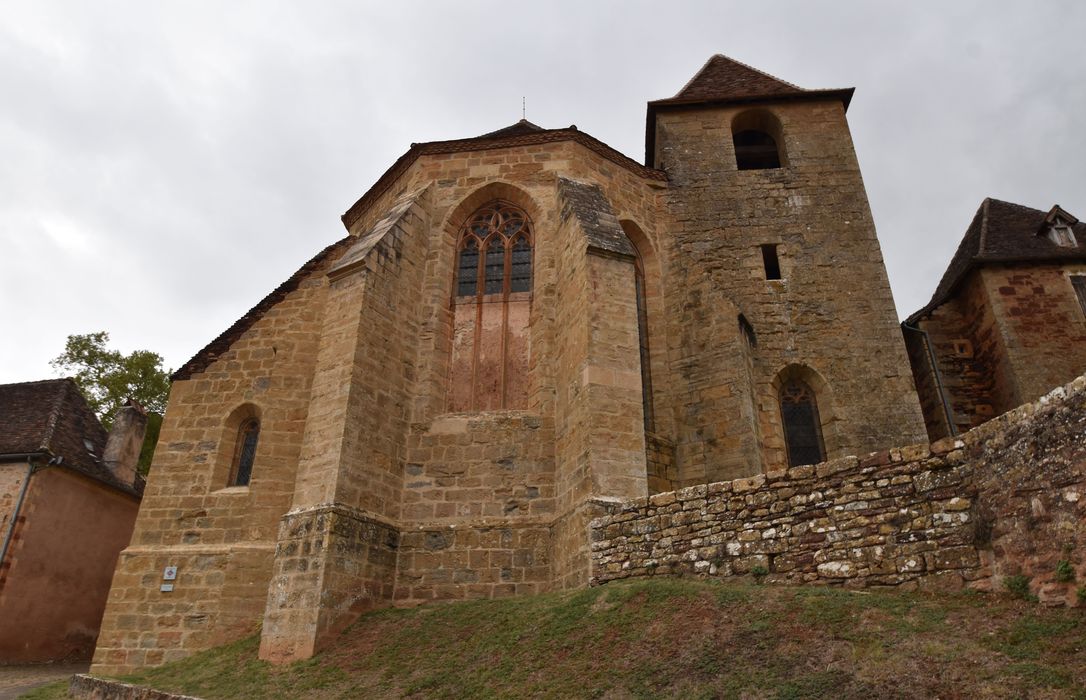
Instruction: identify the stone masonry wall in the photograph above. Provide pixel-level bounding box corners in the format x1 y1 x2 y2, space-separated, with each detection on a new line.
592 442 978 589
907 272 1012 437
93 252 331 676
395 523 551 604
656 100 927 479
591 374 1086 603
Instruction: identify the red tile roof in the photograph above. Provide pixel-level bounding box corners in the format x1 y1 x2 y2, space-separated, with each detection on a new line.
0 378 143 496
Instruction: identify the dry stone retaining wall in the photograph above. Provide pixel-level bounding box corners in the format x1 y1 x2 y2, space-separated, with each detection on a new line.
591 374 1086 602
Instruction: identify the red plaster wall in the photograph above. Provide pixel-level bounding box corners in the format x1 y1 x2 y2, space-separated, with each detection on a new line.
0 468 139 662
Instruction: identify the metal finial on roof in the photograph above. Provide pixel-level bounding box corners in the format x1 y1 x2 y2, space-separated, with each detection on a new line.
522 96 525 120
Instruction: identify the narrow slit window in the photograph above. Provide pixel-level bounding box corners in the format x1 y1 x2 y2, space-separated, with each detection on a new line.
739 314 757 347
230 418 259 486
761 244 781 280
634 260 655 433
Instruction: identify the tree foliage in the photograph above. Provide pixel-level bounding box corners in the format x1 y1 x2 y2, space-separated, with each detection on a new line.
51 331 171 473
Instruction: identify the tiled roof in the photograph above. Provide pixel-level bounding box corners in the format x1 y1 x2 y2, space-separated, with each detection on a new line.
668 54 806 103
172 236 354 381
907 198 1086 322
644 54 853 166
0 378 143 496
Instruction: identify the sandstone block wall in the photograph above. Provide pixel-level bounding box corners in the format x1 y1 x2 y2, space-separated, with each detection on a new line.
591 374 1086 604
655 100 927 478
395 523 551 604
92 247 331 675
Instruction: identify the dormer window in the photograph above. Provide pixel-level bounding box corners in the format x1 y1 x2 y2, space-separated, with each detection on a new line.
1040 205 1079 248
1047 220 1077 248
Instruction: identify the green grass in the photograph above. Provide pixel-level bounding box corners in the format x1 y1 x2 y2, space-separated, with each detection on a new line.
23 578 1086 699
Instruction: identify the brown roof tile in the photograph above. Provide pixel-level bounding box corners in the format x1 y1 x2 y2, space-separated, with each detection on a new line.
172 236 354 381
907 198 1086 322
644 54 853 166
0 378 142 496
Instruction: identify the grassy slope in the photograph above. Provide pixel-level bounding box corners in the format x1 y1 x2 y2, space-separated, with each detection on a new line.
26 578 1086 699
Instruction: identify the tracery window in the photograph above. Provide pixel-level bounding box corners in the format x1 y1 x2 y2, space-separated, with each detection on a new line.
229 418 259 486
448 201 533 412
779 380 825 467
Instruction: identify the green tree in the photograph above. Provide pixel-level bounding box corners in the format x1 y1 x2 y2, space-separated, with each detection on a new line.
51 331 171 474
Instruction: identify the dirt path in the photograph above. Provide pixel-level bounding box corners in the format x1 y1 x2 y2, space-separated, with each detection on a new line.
0 663 88 699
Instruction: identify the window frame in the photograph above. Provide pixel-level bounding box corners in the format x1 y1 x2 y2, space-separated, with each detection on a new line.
228 417 260 487
448 200 535 412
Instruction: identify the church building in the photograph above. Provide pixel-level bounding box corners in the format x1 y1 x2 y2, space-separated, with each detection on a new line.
92 55 927 674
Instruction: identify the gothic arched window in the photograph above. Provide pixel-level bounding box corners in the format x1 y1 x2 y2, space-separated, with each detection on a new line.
779 380 825 467
448 201 533 412
230 418 260 486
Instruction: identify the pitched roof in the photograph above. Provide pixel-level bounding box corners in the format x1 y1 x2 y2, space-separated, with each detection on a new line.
172 236 354 381
0 378 143 496
341 123 666 232
472 119 546 140
907 198 1086 323
645 54 854 166
669 54 806 103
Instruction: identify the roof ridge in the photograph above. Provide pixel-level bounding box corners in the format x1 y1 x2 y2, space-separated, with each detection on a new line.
39 377 75 454
672 53 805 99
0 377 71 389
978 197 991 256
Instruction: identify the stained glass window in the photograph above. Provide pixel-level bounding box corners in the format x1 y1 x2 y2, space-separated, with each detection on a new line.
449 201 534 411
457 237 480 296
484 238 506 294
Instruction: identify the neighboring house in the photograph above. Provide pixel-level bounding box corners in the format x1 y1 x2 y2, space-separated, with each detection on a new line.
93 54 929 675
904 198 1086 440
0 378 145 662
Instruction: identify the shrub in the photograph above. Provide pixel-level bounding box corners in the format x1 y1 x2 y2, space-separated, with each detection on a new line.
1003 575 1032 600
1055 560 1074 583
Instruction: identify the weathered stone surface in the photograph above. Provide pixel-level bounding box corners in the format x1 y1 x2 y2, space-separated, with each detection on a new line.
591 374 1086 596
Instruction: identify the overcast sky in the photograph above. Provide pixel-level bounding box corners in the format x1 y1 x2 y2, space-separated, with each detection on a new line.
2 1 1084 383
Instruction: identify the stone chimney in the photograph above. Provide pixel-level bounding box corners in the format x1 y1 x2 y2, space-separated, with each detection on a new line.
103 399 148 487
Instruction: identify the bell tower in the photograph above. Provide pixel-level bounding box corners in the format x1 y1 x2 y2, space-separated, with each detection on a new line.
648 55 926 480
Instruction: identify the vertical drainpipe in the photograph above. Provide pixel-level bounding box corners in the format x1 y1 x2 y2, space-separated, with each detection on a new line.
0 455 43 572
902 322 958 438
